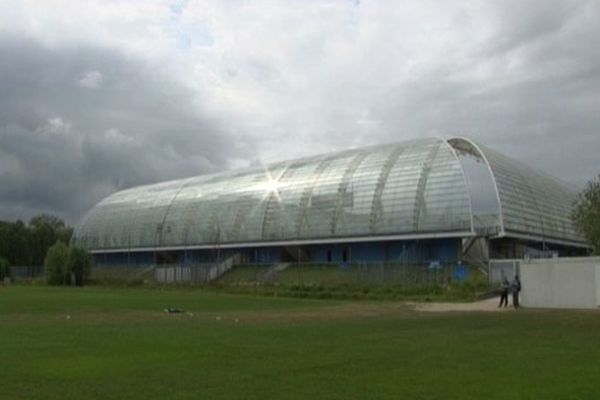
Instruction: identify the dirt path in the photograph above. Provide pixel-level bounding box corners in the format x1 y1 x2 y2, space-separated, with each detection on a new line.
414 297 515 313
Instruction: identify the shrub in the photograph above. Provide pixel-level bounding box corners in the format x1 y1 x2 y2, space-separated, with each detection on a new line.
45 241 70 285
449 268 490 300
44 243 92 286
68 246 91 286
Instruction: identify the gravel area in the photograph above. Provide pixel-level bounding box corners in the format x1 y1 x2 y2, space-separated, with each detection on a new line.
414 297 516 312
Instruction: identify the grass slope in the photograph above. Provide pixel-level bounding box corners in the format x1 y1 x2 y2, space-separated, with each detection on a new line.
1 286 599 399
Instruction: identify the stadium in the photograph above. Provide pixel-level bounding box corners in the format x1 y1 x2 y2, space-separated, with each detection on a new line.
72 137 589 280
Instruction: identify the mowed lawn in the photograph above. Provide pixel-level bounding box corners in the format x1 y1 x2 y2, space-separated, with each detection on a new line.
1 286 600 400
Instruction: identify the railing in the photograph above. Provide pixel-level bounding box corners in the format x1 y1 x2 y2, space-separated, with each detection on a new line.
90 261 471 288
218 262 465 288
8 266 44 279
154 254 239 284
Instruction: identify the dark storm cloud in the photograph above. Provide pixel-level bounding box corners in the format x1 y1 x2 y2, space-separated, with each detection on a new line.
0 37 247 224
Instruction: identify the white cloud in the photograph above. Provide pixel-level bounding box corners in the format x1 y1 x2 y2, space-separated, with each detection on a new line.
78 70 103 88
37 117 72 135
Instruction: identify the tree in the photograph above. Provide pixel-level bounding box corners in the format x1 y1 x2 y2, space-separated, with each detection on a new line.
30 214 72 243
29 214 73 265
0 215 73 270
29 220 56 266
572 174 600 254
45 241 70 285
0 257 10 281
6 220 30 266
0 222 11 264
44 242 92 286
29 214 65 231
67 247 91 286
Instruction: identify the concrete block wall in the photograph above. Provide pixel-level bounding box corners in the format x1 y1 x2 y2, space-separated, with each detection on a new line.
521 257 600 309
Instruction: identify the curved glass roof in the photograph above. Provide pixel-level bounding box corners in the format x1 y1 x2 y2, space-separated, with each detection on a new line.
73 138 474 251
448 137 583 246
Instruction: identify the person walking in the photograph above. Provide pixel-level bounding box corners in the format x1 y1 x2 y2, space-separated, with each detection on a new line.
498 277 509 307
511 275 521 308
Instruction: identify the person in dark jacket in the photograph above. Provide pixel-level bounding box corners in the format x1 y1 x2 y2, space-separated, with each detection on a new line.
498 277 509 307
511 275 521 308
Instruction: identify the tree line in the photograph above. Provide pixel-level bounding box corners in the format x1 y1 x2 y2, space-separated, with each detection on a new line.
0 214 73 267
0 214 91 285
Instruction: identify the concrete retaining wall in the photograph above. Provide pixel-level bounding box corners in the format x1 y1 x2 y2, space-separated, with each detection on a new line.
521 257 600 309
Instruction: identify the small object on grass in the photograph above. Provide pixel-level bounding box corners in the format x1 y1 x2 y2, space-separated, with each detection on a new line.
164 308 184 314
216 316 222 321
66 315 71 320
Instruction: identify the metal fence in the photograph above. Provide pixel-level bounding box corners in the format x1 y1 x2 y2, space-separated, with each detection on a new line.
92 261 468 288
8 266 44 280
221 262 462 287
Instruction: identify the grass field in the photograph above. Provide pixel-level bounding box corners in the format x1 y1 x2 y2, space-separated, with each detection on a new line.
1 285 600 399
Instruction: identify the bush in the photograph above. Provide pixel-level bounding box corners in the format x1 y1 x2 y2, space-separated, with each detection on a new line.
0 257 10 280
448 268 490 300
45 241 70 285
68 246 91 286
45 242 92 286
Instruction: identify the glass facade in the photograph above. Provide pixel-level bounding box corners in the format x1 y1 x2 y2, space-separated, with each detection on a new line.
448 138 582 245
73 138 474 250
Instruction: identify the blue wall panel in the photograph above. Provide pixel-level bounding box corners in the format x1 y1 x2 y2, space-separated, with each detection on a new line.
92 238 461 267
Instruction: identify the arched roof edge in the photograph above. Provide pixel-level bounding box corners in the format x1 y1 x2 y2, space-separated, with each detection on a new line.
433 137 475 236
447 136 506 237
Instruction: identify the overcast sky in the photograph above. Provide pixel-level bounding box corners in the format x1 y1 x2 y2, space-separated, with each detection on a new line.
1 0 599 224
